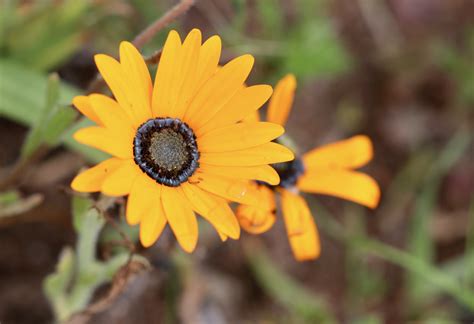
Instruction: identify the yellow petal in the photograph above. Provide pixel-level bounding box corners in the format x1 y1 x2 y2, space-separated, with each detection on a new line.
198 122 284 153
161 186 198 253
152 30 182 117
190 172 257 205
195 35 221 91
200 142 294 167
280 189 321 261
88 94 134 134
196 85 272 135
139 186 167 247
101 159 139 196
217 230 228 242
181 183 240 239
266 74 296 126
119 41 153 123
184 54 255 129
72 96 102 125
302 135 374 170
298 169 380 208
73 126 133 159
126 173 161 225
170 29 202 119
94 54 141 127
241 110 261 123
199 164 280 185
236 185 276 234
71 158 123 192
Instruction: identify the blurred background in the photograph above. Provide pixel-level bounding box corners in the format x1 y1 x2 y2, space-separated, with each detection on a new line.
1 0 473 323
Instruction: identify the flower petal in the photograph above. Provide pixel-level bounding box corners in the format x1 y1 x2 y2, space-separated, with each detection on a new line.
71 158 124 192
139 185 167 247
198 122 284 153
196 85 272 136
72 96 101 125
302 135 374 170
298 169 380 208
195 35 221 91
190 172 257 205
73 126 133 158
152 30 182 117
88 94 134 134
266 74 296 126
119 41 153 123
126 173 161 225
181 183 240 239
280 189 321 261
94 54 141 127
200 142 294 167
184 54 254 129
199 164 280 185
161 186 198 253
101 159 139 196
236 184 276 234
169 29 202 119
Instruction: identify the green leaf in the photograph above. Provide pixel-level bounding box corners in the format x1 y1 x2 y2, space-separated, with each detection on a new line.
21 73 60 158
0 59 108 163
407 129 472 306
246 245 336 323
283 19 352 79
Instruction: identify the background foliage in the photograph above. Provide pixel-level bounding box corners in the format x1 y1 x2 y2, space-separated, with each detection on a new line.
0 0 473 323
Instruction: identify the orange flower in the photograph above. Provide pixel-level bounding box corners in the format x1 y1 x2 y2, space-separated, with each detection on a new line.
70 29 294 252
236 74 380 261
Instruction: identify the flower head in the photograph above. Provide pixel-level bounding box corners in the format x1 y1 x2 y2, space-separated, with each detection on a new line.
71 29 294 252
237 74 381 261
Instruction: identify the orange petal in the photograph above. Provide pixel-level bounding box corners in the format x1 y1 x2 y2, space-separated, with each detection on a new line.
181 183 240 239
170 29 202 119
236 185 276 234
266 74 296 126
72 96 102 125
101 159 139 196
184 54 255 129
198 122 284 153
298 169 380 208
71 158 124 192
190 172 257 205
88 94 134 134
152 30 182 117
139 185 167 248
199 164 280 186
195 35 221 91
200 142 294 167
241 110 261 123
119 41 153 123
302 135 374 170
280 189 321 261
161 186 198 253
73 126 133 159
94 54 141 127
126 174 161 225
196 85 271 135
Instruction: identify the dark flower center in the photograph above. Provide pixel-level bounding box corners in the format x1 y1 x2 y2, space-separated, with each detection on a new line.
271 157 305 188
133 118 199 187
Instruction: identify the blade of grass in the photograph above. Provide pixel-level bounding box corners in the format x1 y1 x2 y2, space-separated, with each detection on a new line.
245 243 336 323
407 129 472 306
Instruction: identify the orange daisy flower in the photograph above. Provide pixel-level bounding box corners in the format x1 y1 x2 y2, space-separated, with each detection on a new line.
236 74 381 261
70 29 294 252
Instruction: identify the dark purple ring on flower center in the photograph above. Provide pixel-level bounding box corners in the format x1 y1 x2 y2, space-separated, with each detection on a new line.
259 157 305 189
133 118 199 187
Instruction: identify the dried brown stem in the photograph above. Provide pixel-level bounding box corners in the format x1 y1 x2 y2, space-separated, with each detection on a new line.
85 0 194 95
132 0 195 49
